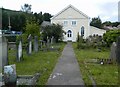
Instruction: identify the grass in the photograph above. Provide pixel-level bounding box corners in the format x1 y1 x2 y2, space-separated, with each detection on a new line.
73 43 118 86
8 42 66 85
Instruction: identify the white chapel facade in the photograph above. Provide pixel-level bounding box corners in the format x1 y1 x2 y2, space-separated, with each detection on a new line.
51 5 106 42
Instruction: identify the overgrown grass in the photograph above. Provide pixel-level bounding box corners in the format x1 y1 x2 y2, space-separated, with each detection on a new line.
8 42 66 85
73 43 118 86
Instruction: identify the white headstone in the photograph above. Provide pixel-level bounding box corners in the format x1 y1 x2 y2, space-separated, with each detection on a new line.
17 40 22 62
51 36 54 45
4 64 17 86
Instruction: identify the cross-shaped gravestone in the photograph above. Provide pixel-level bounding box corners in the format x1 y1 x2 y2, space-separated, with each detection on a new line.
27 34 32 55
34 36 38 52
109 42 117 62
16 38 22 62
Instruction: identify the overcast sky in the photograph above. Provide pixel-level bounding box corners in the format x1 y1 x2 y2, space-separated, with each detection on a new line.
1 0 120 22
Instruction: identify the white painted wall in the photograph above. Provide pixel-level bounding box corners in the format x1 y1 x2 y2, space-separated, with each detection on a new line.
51 5 106 42
51 5 90 42
90 26 106 36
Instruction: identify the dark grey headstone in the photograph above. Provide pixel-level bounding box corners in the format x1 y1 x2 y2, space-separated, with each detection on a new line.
47 36 50 48
40 40 43 49
4 64 17 86
109 42 117 61
116 36 120 85
34 36 38 52
16 39 22 62
0 36 2 71
116 36 120 64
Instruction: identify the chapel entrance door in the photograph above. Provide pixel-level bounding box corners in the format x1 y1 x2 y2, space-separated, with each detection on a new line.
67 30 72 41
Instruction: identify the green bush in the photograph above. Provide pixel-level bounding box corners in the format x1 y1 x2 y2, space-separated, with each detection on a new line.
103 29 120 46
77 34 107 50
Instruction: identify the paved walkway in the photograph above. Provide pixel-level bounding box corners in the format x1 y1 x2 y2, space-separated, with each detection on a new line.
46 42 84 85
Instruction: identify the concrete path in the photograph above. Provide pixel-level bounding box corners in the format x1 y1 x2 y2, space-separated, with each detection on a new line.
46 42 84 85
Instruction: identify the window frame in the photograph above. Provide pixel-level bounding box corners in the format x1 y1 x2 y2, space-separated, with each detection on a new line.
71 20 77 26
63 20 68 26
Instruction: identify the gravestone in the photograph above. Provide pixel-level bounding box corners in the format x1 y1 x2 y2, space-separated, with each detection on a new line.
0 36 8 69
116 36 120 64
27 34 32 55
109 42 117 62
0 36 2 71
16 38 22 62
51 36 54 45
43 41 46 47
47 36 50 48
34 36 38 52
4 64 17 86
40 40 43 49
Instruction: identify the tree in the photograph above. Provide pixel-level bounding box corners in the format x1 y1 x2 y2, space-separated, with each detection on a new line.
112 22 120 27
34 12 43 25
2 9 8 30
2 8 26 31
21 4 32 13
25 20 40 37
43 13 52 22
41 24 64 42
102 21 120 27
103 29 120 46
90 16 102 29
102 21 112 26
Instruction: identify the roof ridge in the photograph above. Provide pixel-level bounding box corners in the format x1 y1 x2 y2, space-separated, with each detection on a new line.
51 4 90 20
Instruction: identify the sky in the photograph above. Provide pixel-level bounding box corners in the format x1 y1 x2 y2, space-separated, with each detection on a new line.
1 0 120 22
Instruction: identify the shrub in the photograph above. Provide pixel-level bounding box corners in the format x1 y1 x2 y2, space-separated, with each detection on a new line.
103 29 120 47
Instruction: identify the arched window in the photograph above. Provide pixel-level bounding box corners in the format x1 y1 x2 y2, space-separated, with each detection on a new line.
81 26 84 36
67 30 72 37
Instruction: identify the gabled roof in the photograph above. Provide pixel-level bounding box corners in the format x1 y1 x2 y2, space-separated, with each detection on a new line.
51 4 90 20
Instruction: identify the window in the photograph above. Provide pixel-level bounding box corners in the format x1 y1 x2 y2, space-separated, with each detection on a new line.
72 21 77 26
64 21 68 26
67 30 72 37
81 26 84 36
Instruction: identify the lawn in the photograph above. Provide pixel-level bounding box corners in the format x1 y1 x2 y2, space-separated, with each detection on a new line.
8 42 66 85
73 43 118 86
